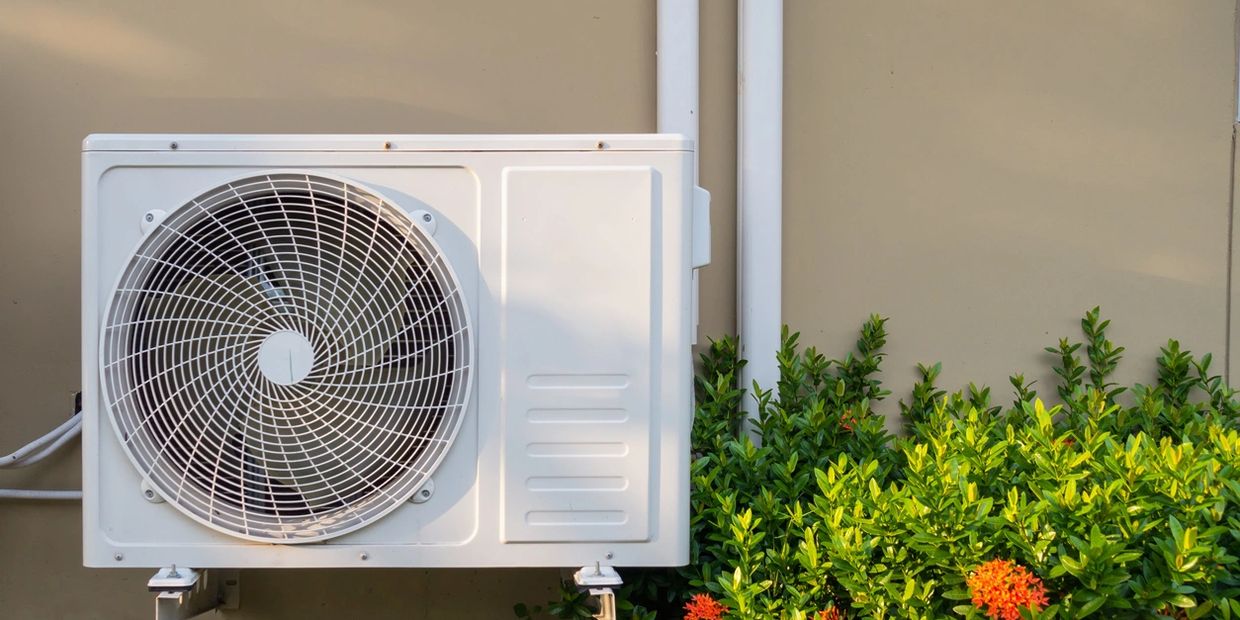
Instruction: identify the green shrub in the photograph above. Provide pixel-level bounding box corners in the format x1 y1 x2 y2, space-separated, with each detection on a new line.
519 309 1240 619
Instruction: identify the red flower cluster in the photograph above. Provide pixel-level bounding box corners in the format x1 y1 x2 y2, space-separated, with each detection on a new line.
840 409 862 432
684 593 729 620
967 559 1049 620
816 605 844 620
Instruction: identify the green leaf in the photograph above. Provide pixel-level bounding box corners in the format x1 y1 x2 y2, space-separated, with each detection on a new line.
1169 516 1185 548
1169 594 1197 609
1059 556 1084 577
1076 593 1106 617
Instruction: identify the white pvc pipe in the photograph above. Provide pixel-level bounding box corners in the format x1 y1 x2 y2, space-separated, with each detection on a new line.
1 412 80 467
657 0 701 343
657 0 699 174
8 419 81 468
738 0 782 415
0 489 82 500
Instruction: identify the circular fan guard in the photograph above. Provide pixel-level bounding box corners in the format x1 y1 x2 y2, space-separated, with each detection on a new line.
100 172 472 542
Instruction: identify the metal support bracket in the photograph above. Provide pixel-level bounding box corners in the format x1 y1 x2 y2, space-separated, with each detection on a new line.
150 567 239 620
573 564 622 620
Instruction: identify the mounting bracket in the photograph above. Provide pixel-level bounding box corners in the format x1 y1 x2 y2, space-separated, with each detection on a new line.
149 566 239 620
573 564 623 620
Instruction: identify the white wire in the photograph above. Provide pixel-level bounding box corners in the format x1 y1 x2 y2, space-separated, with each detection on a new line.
6 419 82 469
0 489 81 500
0 411 85 501
0 412 81 468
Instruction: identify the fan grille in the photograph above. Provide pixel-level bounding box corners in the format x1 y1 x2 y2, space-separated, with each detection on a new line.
100 172 471 542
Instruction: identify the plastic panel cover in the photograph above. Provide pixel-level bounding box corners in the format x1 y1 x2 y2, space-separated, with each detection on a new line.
498 166 658 543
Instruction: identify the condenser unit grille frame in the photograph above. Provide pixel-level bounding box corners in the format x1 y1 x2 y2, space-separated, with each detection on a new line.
99 171 473 543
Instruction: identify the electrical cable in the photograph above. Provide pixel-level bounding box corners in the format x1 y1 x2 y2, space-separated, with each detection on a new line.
0 489 81 500
1 396 84 500
0 412 79 468
4 417 81 469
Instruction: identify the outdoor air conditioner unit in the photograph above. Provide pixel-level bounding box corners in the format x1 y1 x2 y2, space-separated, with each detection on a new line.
81 134 709 570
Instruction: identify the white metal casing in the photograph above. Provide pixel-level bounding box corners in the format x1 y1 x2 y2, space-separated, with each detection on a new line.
81 134 707 568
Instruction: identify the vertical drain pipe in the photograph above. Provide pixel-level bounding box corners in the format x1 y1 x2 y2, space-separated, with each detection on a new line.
657 0 701 342
738 0 782 417
657 0 699 174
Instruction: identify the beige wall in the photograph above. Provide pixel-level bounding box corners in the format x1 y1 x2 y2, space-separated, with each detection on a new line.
699 1 739 341
1 0 1236 618
785 1 1237 405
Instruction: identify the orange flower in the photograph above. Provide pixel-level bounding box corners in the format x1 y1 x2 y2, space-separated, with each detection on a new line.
967 559 1049 620
840 409 861 432
683 593 729 620
816 605 844 620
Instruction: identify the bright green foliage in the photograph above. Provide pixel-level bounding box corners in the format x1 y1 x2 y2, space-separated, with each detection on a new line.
518 310 1240 619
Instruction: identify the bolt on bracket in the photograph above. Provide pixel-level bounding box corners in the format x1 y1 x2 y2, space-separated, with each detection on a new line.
149 567 239 620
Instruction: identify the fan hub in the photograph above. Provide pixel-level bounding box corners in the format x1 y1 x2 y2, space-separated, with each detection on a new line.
257 330 315 386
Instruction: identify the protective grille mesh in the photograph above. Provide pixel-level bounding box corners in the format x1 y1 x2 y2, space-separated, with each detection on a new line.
100 173 471 542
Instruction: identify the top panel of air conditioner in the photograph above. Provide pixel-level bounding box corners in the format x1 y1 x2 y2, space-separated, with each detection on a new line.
81 134 708 569
82 134 693 152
